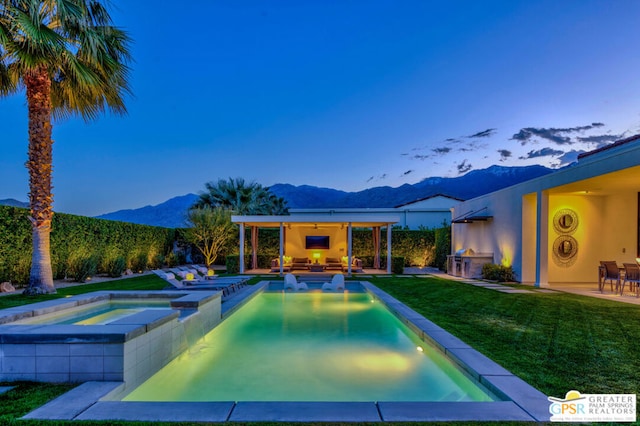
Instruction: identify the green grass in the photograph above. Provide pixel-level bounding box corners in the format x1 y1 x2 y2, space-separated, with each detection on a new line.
0 275 168 310
368 276 640 398
2 274 639 425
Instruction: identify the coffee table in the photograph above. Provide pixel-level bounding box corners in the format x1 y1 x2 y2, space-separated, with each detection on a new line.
309 263 326 272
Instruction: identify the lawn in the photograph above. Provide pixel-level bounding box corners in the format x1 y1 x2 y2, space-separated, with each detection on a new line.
368 276 640 399
1 274 638 425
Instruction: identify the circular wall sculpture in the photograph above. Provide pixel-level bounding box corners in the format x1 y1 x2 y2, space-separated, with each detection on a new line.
553 208 579 234
552 235 578 267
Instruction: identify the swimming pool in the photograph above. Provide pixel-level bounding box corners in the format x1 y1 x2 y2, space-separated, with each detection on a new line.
123 291 496 402
12 299 171 325
21 282 550 422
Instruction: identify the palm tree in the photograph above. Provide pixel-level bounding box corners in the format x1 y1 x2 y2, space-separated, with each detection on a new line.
194 177 289 270
194 177 288 215
0 0 132 294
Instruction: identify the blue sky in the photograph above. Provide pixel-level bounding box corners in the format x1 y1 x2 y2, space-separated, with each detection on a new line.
2 0 639 216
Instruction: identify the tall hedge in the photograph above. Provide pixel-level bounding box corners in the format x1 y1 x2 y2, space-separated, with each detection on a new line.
0 206 175 285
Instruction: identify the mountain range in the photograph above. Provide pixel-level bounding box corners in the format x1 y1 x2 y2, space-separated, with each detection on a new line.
0 199 29 209
92 164 554 228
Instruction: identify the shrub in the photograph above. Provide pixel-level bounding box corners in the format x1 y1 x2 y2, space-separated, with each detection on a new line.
0 205 175 284
434 224 451 270
149 254 165 269
68 254 98 282
165 251 186 267
105 255 126 278
129 252 148 273
226 255 240 274
391 256 405 274
481 263 516 282
12 255 31 287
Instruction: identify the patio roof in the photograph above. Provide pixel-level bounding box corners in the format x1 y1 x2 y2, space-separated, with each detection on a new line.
231 213 400 228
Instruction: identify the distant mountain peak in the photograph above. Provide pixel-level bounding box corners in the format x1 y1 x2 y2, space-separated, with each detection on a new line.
95 165 553 227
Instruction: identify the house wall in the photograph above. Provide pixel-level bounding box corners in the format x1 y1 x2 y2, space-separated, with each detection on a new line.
285 226 348 262
546 192 638 283
451 186 525 278
521 193 538 283
454 186 639 284
401 211 451 230
547 195 603 283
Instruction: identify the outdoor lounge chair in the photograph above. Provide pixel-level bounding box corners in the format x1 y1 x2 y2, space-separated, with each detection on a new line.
152 270 187 289
321 273 345 291
622 263 640 297
284 273 308 291
599 261 621 293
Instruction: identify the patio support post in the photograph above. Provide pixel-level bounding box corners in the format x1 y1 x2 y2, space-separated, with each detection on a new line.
373 226 381 269
279 222 284 276
347 222 353 276
535 190 549 287
386 224 392 274
251 226 258 270
239 223 245 274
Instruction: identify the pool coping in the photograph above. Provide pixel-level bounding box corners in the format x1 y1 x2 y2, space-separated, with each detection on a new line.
22 281 551 422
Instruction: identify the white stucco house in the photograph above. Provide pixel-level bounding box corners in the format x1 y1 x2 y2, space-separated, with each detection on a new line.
450 134 640 286
291 194 462 230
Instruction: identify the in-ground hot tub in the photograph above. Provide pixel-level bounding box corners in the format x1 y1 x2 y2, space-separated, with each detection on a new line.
0 291 221 386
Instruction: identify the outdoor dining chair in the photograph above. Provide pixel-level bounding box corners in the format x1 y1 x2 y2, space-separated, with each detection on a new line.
622 263 640 297
599 261 621 293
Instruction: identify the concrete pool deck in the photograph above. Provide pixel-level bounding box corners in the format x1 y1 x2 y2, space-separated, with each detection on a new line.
21 281 551 422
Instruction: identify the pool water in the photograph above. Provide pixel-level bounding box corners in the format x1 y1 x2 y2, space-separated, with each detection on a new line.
14 299 171 325
123 292 496 402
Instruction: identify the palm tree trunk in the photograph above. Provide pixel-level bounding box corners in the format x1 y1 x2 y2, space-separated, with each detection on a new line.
23 66 56 295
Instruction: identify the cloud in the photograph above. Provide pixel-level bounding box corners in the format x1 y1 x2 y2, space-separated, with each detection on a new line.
518 147 564 160
497 149 512 162
432 146 452 155
412 154 430 160
511 123 606 145
457 159 472 174
577 133 625 147
555 150 584 167
457 140 488 152
467 128 497 138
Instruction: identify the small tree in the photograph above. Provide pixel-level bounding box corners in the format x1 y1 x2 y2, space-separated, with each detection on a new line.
183 206 235 267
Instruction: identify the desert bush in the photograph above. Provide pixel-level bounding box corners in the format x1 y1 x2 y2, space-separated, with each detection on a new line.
67 252 98 282
129 251 148 273
165 251 186 267
149 254 165 269
104 255 126 278
481 263 516 282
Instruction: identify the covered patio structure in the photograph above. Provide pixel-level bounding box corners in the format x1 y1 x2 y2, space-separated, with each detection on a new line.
231 213 400 275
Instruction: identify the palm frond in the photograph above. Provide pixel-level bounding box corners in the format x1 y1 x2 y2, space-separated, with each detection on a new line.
1 0 132 119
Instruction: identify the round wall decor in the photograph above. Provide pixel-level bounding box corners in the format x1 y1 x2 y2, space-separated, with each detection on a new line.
552 235 578 267
553 208 578 234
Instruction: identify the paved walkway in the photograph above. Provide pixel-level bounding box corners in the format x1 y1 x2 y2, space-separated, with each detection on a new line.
424 271 640 306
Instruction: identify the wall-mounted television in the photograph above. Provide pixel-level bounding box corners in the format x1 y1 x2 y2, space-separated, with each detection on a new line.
305 236 330 249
